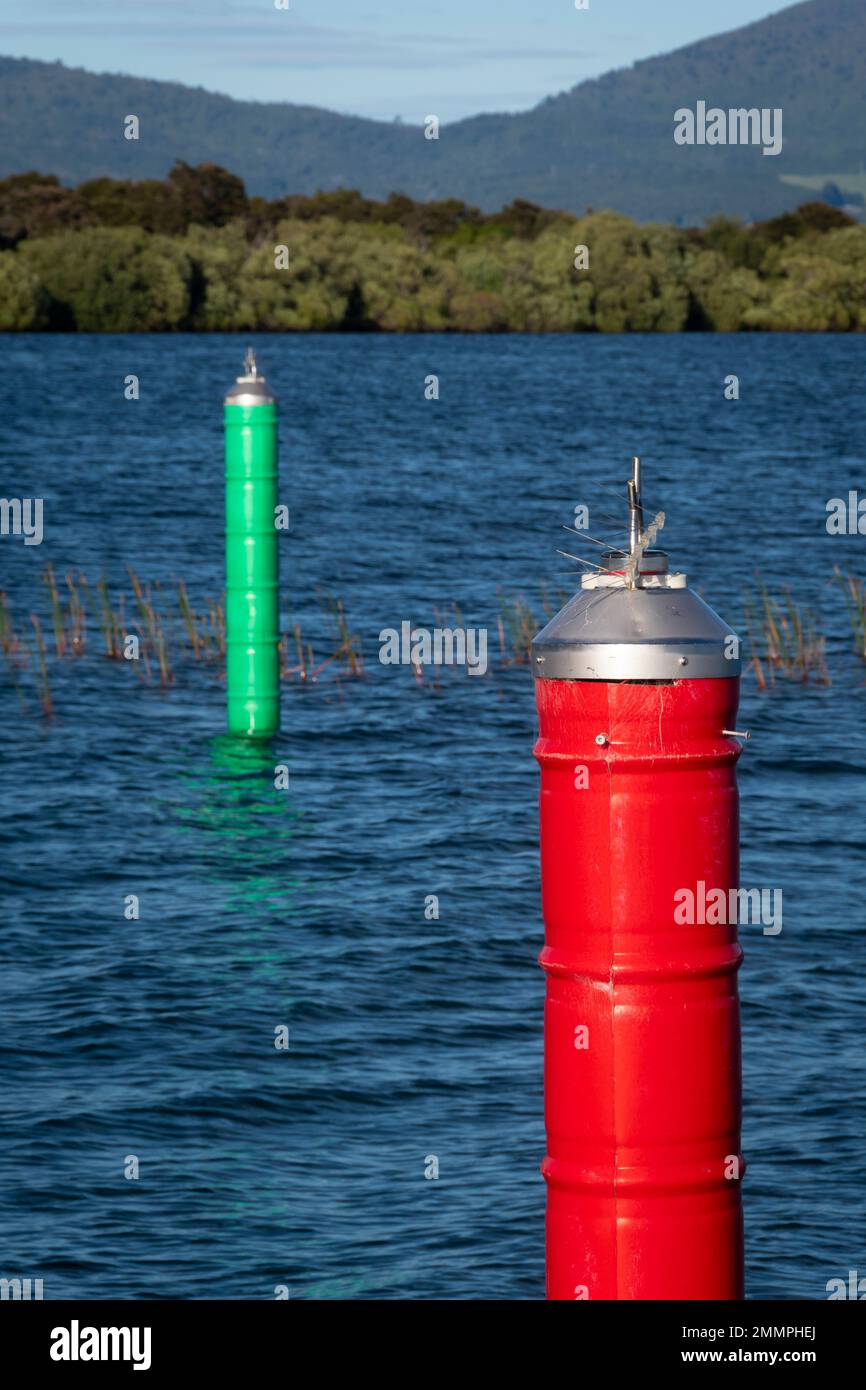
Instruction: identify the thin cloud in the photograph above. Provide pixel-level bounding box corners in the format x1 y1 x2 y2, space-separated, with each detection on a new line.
0 14 593 68
214 43 596 71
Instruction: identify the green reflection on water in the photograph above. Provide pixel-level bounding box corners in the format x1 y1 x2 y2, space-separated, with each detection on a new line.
158 732 318 926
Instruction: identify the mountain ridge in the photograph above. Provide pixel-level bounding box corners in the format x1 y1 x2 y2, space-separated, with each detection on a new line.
0 0 863 222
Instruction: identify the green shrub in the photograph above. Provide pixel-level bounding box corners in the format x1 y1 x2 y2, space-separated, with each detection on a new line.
19 227 193 330
0 249 50 328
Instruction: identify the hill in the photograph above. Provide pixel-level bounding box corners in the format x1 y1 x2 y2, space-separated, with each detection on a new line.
0 0 864 222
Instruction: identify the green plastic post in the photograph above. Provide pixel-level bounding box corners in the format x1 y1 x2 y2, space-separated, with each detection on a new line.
224 349 280 737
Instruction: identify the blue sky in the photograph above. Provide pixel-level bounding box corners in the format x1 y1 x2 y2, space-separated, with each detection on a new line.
2 0 792 121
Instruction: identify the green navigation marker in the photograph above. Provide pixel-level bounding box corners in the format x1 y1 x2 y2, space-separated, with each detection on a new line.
224 348 280 737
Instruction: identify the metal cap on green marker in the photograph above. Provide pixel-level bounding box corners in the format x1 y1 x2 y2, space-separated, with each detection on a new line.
224 347 277 406
224 348 280 738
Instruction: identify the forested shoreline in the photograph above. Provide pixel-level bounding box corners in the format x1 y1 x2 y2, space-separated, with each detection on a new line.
1 162 864 332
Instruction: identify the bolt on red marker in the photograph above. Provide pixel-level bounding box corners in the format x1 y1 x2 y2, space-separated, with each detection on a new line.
532 459 746 1301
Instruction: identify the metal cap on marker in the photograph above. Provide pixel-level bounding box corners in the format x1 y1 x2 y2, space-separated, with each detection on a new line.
532 457 741 681
224 347 277 406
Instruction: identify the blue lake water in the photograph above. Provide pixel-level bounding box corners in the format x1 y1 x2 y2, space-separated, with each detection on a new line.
0 332 864 1299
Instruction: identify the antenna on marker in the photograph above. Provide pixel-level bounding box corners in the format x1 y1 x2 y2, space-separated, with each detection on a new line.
557 456 665 589
628 456 644 556
625 456 665 589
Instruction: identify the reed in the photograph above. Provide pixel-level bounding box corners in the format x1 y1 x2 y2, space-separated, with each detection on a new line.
497 590 538 666
744 582 830 687
30 613 53 717
3 570 861 718
836 569 866 662
177 579 203 659
291 621 307 680
65 571 87 653
78 572 93 644
96 576 123 658
316 589 364 678
0 590 20 658
208 599 226 659
128 568 174 686
43 562 66 658
0 592 29 720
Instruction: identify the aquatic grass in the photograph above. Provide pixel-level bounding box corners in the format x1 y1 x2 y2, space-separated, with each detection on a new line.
334 595 364 678
207 598 226 661
497 590 538 666
0 590 21 659
43 562 67 658
0 592 29 711
289 621 308 681
1 571 860 718
742 598 768 692
177 580 203 659
835 569 866 662
316 589 364 678
30 613 53 717
96 576 123 659
37 565 89 658
127 569 175 686
744 582 830 687
539 583 568 620
275 595 365 684
65 571 87 654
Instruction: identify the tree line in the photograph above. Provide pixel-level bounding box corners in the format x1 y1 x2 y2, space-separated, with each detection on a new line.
0 163 864 332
